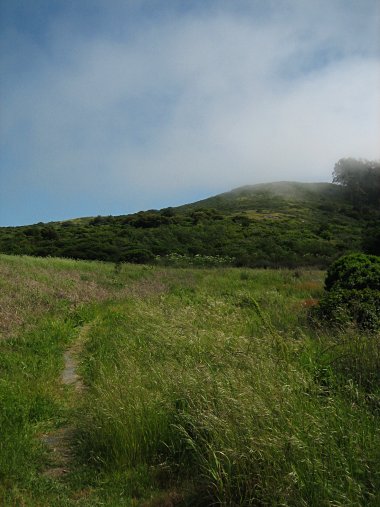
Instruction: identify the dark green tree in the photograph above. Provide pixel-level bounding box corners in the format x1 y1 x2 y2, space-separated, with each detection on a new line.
332 158 380 207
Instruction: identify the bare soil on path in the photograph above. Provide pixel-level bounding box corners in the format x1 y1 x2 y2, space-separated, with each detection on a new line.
41 323 92 478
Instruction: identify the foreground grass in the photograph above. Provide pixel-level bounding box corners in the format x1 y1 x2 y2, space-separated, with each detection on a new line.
78 271 380 506
0 255 158 505
0 255 379 505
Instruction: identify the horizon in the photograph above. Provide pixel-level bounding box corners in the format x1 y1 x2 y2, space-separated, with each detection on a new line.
1 1 379 226
1 179 336 227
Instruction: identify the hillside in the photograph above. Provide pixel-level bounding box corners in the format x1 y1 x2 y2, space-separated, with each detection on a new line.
179 181 345 211
0 181 378 267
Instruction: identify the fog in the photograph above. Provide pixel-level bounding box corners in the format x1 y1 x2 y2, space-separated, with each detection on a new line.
1 0 379 225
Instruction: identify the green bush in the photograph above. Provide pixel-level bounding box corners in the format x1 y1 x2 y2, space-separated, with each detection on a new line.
325 252 380 291
314 253 380 330
123 248 154 264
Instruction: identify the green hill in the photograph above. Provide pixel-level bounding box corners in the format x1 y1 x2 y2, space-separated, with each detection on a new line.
180 181 344 211
0 181 378 267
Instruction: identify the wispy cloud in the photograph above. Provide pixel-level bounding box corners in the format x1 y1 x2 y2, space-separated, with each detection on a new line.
1 1 379 225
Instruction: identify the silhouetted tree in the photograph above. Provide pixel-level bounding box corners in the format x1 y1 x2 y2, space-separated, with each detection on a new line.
332 158 380 207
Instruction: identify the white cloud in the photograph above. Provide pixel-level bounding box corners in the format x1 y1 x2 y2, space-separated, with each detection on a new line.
0 1 379 223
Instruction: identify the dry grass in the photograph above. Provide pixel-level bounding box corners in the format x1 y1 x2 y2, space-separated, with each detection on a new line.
0 254 167 339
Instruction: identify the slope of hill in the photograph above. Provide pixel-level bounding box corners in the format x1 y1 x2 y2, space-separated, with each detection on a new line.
180 181 345 211
0 181 377 267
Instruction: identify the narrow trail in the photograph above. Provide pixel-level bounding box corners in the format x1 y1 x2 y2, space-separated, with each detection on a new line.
41 323 92 478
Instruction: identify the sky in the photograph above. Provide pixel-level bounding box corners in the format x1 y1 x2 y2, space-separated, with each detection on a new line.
0 0 379 226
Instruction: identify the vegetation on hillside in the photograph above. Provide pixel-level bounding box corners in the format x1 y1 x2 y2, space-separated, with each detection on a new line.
1 159 378 267
1 160 379 505
0 181 376 268
1 254 379 506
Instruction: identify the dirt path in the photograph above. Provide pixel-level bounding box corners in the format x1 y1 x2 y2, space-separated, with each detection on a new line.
41 323 92 478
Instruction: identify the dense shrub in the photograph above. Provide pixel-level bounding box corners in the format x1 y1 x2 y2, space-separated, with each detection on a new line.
314 253 380 330
363 225 380 256
122 248 154 264
324 252 380 291
316 287 380 330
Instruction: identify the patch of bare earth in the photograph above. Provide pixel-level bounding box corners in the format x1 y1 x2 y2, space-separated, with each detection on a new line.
39 273 169 479
41 323 91 478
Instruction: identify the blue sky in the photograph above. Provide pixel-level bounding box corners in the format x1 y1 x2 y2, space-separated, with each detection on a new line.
1 0 379 226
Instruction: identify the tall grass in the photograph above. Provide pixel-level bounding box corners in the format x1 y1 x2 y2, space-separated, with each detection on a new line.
77 275 380 506
1 256 379 505
0 253 152 339
0 255 158 505
0 318 75 490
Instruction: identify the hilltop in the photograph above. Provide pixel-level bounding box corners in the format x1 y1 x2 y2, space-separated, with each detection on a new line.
180 181 344 211
0 180 378 268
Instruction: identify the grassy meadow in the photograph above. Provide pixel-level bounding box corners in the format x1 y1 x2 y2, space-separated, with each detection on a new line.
0 254 379 506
